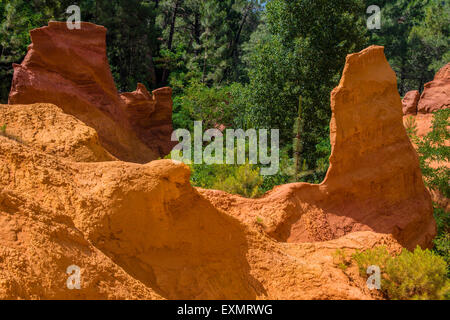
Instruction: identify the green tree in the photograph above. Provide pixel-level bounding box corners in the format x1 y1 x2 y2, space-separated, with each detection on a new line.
409 0 449 77
91 0 160 91
411 109 450 276
0 0 57 103
367 0 449 94
244 0 368 168
156 0 263 87
415 109 450 198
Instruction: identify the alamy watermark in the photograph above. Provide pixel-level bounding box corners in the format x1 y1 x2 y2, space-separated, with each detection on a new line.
66 265 81 290
171 121 280 176
367 5 381 30
366 265 381 290
66 5 81 30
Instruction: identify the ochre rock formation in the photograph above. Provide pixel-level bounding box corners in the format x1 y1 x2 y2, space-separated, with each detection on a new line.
119 85 174 156
402 90 420 115
0 103 115 162
418 63 450 114
8 22 174 163
403 63 449 136
0 125 404 299
0 46 435 300
202 46 436 250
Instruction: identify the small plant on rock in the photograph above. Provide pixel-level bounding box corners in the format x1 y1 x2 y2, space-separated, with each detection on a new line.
256 217 264 226
333 249 351 271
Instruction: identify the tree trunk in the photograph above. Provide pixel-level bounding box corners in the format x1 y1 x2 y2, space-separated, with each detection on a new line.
194 12 201 57
161 0 181 84
294 96 304 181
147 51 157 87
202 45 208 83
228 3 252 81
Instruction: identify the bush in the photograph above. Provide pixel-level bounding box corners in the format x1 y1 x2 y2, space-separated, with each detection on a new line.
433 204 449 276
212 163 263 198
414 108 450 198
333 249 352 271
353 246 449 300
171 80 237 131
434 231 450 277
190 162 263 198
411 109 450 278
353 246 391 274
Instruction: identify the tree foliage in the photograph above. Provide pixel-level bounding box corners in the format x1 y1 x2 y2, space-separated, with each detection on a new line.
367 0 449 95
243 0 368 168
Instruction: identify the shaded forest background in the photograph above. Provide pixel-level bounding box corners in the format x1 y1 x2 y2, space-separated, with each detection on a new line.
0 0 448 188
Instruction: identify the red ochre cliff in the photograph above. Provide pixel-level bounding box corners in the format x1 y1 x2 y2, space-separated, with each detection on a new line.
8 22 174 163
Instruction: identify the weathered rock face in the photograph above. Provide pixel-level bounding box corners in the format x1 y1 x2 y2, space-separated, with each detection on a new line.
0 46 435 300
418 63 450 114
8 22 174 163
120 85 174 156
322 47 434 248
402 90 420 115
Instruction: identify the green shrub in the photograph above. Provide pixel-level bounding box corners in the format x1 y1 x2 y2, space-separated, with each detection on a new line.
353 246 449 300
212 163 263 198
0 123 6 135
433 205 450 276
353 246 392 275
411 109 450 278
434 230 450 277
385 247 449 300
414 109 450 198
172 80 237 131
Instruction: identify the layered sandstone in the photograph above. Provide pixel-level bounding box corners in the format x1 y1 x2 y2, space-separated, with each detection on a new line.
0 46 436 300
8 22 174 163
